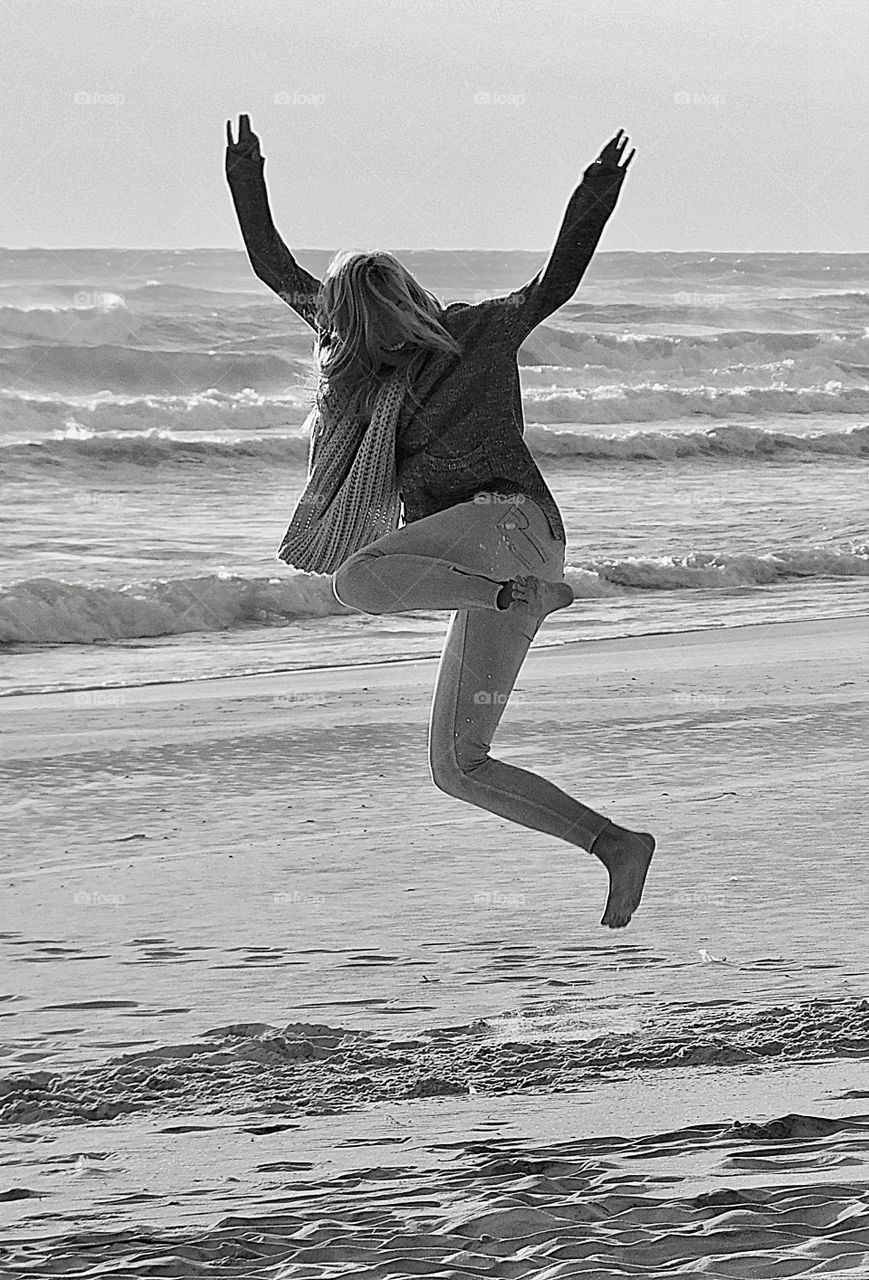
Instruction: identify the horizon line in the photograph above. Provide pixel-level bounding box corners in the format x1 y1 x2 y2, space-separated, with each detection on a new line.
1 246 866 256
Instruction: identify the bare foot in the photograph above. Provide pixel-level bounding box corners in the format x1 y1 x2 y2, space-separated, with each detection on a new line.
506 575 574 618
590 821 655 928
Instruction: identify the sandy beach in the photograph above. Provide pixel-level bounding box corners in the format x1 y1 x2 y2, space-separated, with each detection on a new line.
1 614 867 1276
1 0 866 1273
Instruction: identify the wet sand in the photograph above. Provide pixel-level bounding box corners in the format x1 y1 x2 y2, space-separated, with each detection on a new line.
2 615 868 1275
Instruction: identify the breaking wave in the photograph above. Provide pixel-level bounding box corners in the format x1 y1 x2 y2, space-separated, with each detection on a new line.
2 546 866 645
0 343 299 395
2 420 867 474
522 384 869 423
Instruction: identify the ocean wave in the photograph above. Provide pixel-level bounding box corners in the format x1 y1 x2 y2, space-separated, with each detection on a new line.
0 573 344 645
0 387 314 440
585 251 869 283
9 377 868 449
124 280 265 305
523 421 869 459
0 343 299 394
519 327 869 373
2 302 866 402
794 292 869 304
523 384 869 423
3 421 866 472
0 299 138 344
0 417 312 468
578 546 869 591
0 424 311 466
551 298 869 328
2 546 866 645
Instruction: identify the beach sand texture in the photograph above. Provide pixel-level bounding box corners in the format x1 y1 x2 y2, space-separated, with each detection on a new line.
2 616 868 1276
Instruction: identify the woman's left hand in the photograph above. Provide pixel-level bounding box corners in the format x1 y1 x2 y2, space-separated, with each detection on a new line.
592 130 635 173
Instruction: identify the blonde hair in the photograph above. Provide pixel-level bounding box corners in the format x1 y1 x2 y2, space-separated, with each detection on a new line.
309 250 462 423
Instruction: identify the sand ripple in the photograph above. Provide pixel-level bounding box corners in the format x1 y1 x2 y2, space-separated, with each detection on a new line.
2 1108 868 1277
2 998 866 1128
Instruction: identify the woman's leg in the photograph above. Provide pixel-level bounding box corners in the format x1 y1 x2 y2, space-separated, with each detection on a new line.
332 494 570 617
429 586 654 929
335 494 654 927
428 576 609 850
426 511 604 849
420 499 655 928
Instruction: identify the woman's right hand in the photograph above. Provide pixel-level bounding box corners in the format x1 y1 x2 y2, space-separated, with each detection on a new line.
587 129 635 177
225 113 264 176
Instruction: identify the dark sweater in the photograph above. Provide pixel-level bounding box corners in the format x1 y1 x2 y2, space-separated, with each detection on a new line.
226 150 628 545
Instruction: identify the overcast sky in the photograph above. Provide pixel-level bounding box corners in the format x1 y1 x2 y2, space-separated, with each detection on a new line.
1 0 866 252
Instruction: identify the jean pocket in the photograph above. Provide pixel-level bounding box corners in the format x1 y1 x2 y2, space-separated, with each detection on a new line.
495 502 548 570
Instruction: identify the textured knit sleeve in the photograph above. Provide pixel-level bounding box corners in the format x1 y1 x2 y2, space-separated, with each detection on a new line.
226 150 323 330
494 162 628 346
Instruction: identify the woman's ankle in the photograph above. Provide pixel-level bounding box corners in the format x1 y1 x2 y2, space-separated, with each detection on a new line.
589 818 614 853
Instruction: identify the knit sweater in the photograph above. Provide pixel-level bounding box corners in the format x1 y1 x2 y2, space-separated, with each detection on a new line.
226 150 628 545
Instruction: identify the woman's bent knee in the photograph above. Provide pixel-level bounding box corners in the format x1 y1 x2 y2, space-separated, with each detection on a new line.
430 756 465 798
332 553 383 614
429 745 485 798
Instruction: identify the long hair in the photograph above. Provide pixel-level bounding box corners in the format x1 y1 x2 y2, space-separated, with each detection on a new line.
309 250 462 423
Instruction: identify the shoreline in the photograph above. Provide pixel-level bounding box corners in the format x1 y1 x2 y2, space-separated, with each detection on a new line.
2 602 868 1276
3 610 866 705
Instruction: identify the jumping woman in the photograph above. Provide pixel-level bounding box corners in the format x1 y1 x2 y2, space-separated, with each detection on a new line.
226 114 655 927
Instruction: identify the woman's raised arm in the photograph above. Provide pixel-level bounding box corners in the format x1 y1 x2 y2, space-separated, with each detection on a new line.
225 114 322 330
495 130 635 345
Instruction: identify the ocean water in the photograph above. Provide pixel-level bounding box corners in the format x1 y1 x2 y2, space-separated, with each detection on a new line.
1 247 867 695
